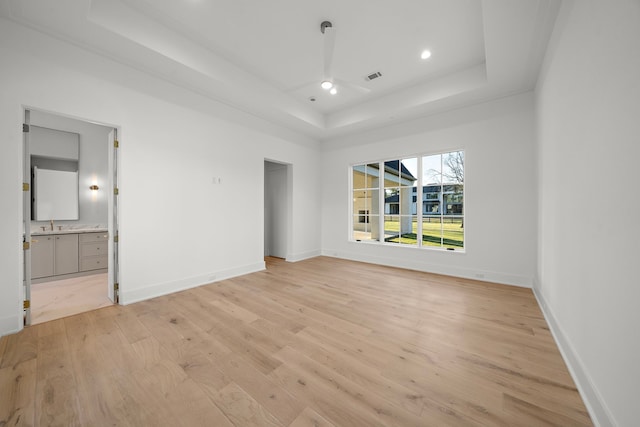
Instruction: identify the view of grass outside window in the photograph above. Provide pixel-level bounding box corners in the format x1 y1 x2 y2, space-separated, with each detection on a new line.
351 150 464 250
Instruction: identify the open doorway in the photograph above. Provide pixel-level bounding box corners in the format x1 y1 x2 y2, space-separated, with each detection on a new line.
264 160 291 261
22 109 119 325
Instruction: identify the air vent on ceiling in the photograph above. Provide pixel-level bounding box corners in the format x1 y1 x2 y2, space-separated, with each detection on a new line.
364 71 382 81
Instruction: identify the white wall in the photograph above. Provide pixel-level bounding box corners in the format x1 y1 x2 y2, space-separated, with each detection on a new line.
321 92 538 287
535 1 640 425
30 112 111 228
0 18 321 335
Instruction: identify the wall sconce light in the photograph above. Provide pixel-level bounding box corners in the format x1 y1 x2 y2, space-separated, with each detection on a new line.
90 185 99 191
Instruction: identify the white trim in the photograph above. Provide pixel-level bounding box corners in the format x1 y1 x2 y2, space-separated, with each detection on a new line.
348 238 466 254
0 313 22 337
533 288 616 427
322 250 532 288
286 250 322 263
119 261 265 305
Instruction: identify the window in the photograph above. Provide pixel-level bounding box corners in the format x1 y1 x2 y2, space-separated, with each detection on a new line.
350 150 464 250
352 164 380 242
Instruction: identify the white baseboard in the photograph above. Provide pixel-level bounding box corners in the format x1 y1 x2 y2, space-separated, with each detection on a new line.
0 312 22 337
533 288 615 427
120 261 266 305
321 249 532 288
286 250 322 263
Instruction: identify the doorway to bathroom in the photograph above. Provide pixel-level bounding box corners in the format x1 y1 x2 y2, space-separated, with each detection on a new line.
22 108 120 325
264 160 291 261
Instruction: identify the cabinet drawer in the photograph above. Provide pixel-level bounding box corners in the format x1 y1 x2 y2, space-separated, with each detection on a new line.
80 242 107 257
79 232 108 243
80 255 108 272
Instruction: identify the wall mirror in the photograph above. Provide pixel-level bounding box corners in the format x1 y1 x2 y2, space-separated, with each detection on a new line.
30 126 80 221
33 167 79 220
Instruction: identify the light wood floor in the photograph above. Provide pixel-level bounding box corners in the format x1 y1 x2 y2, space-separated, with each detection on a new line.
30 273 112 325
1 257 592 426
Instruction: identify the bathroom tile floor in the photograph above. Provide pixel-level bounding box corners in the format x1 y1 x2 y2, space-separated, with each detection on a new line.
30 273 112 324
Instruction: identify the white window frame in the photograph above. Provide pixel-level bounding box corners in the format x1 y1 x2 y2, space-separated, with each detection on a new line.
349 150 465 252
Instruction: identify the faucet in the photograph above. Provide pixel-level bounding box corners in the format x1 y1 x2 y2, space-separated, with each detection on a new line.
50 219 54 231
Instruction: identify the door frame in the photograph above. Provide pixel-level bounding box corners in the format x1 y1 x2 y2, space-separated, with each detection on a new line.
264 159 293 260
22 110 32 325
21 107 121 325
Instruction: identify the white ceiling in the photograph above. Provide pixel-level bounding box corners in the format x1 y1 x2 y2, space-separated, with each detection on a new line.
0 0 561 141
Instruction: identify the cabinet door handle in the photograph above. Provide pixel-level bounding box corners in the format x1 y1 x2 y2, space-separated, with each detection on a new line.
31 239 39 243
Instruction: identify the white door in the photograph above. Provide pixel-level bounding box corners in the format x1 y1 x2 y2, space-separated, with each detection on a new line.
107 129 119 303
23 109 32 325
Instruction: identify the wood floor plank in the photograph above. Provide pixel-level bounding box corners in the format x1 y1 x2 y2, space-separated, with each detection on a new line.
214 382 283 427
35 317 66 339
502 392 592 426
209 298 261 323
0 325 38 370
217 353 304 426
198 281 306 333
0 358 37 426
34 330 81 426
113 306 152 344
0 256 592 426
179 350 232 394
0 334 8 359
268 362 388 427
288 407 336 427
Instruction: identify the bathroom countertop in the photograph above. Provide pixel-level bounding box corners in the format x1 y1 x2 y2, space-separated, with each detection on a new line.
30 228 108 236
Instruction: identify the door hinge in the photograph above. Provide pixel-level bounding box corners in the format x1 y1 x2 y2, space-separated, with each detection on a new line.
24 300 30 309
23 182 30 191
114 187 119 195
23 124 29 133
114 139 119 148
23 241 30 250
114 282 119 290
114 234 119 243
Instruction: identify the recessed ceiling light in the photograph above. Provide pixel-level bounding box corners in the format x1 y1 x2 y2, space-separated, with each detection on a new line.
421 50 432 60
329 87 337 95
321 80 333 90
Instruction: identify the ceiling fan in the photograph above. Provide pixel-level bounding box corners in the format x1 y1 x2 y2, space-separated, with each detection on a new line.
289 21 371 98
318 20 371 96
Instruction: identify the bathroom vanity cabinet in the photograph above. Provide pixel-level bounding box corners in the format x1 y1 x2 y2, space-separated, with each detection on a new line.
79 232 108 272
30 230 107 282
54 233 79 275
31 235 55 279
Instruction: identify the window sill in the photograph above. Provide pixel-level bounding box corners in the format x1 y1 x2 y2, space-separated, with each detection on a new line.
349 239 465 253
